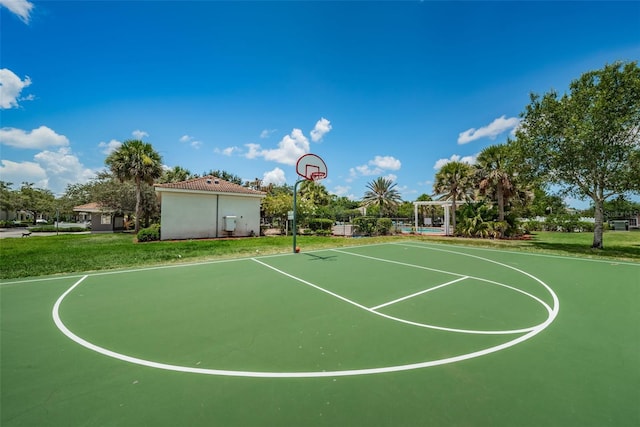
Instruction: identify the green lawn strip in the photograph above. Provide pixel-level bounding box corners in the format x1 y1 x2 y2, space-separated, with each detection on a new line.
528 230 640 259
0 234 380 280
416 230 640 262
2 231 639 280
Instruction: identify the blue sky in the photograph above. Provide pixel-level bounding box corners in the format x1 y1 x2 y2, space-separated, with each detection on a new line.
1 1 639 208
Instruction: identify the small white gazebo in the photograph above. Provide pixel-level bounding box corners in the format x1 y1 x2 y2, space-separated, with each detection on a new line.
413 201 454 236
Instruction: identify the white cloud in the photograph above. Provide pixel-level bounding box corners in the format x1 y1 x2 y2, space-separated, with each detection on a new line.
433 154 477 170
0 159 47 188
0 126 69 149
34 147 96 194
400 186 417 198
332 185 351 197
383 173 398 182
350 155 402 179
245 119 329 165
0 68 33 109
98 139 121 155
457 115 520 144
260 129 276 139
245 128 310 165
371 155 401 170
214 146 238 156
179 134 202 149
0 147 96 195
132 129 149 139
0 0 34 24
310 117 332 142
262 167 286 186
352 164 383 176
244 143 262 159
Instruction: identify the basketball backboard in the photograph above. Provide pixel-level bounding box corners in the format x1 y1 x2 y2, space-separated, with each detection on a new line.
296 153 327 181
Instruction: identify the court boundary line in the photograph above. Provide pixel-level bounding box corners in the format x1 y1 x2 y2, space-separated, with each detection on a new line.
52 244 559 378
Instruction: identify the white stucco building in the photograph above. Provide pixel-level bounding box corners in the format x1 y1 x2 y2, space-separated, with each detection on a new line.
154 176 266 240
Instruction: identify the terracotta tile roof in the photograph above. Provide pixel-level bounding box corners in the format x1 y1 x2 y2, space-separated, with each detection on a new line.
73 202 112 212
154 176 266 196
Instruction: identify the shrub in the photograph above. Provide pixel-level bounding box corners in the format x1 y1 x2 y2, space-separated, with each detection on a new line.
544 213 585 232
353 217 377 236
488 221 509 239
574 221 594 232
376 218 393 235
137 224 161 242
522 220 542 233
308 218 334 232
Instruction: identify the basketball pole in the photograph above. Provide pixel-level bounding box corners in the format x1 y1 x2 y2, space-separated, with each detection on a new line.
292 178 306 253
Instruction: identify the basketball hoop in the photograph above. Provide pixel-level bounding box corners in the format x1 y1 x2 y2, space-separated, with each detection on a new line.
310 172 326 181
296 154 328 181
292 153 328 254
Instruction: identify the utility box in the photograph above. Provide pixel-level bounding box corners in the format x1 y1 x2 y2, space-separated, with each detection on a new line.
223 216 237 232
610 220 629 231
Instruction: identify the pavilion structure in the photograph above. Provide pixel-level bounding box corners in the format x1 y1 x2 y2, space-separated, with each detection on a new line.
413 200 454 236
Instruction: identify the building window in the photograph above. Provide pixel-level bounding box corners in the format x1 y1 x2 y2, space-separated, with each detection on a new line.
101 214 111 225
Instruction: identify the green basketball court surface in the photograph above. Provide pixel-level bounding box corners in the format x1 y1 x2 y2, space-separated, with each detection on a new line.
1 241 638 426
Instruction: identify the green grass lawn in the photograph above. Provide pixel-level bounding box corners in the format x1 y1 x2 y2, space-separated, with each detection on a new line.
1 230 638 279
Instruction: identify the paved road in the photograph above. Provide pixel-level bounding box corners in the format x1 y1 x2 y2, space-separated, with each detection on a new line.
0 228 91 238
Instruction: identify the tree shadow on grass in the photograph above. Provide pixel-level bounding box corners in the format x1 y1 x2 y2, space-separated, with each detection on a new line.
528 238 640 261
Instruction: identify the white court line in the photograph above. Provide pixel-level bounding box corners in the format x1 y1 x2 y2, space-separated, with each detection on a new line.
393 242 560 308
330 248 468 278
371 276 469 311
329 248 548 309
251 258 542 335
52 245 560 378
250 258 371 312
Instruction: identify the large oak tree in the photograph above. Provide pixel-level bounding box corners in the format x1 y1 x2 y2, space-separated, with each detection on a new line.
514 61 640 248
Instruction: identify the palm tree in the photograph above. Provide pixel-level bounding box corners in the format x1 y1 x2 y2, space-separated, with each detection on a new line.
475 144 516 221
159 166 192 183
433 161 474 231
361 177 402 217
299 180 330 207
105 140 163 233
